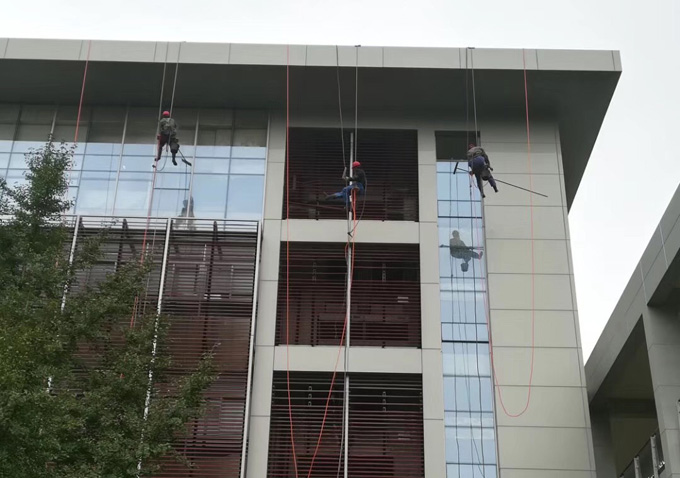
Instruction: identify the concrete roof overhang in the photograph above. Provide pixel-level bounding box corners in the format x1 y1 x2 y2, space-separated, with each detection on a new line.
0 39 621 208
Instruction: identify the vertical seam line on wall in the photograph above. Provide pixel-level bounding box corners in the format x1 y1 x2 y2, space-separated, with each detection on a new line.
659 224 669 268
640 263 648 302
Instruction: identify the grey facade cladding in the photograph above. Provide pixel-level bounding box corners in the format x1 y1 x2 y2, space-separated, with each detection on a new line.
0 39 620 478
587 183 680 478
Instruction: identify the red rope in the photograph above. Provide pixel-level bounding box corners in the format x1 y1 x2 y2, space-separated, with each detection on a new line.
473 49 536 418
73 40 92 144
305 189 357 477
284 44 300 478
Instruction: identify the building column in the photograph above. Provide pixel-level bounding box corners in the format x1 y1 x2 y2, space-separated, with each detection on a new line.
643 305 680 477
245 111 285 478
417 127 447 478
591 410 617 478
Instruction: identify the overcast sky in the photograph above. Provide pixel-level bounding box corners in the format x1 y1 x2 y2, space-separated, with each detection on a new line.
4 0 680 359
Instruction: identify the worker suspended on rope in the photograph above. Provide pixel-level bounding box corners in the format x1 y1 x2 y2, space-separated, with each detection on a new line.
155 110 192 167
449 229 483 273
325 161 366 207
467 144 498 198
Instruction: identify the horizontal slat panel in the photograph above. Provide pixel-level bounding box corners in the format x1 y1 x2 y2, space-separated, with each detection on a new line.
276 242 421 347
66 216 258 478
267 372 424 478
283 128 419 221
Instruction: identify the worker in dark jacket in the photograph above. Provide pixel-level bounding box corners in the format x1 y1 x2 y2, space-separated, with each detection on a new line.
449 230 483 273
467 144 498 198
156 110 178 164
326 161 366 206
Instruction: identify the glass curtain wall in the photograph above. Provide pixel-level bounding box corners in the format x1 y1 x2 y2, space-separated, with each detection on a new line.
0 104 267 221
437 159 497 478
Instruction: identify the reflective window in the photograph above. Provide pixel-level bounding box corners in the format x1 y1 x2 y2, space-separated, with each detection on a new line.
0 104 267 221
436 135 496 478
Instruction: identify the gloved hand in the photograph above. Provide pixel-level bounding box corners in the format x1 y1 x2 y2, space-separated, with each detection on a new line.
489 167 493 171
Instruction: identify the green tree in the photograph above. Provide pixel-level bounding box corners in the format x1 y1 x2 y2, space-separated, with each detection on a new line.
0 141 215 477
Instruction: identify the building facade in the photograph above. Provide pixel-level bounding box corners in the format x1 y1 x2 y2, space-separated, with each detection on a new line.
0 38 621 477
587 182 680 478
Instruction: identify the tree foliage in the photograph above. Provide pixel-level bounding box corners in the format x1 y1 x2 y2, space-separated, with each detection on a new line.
0 141 215 477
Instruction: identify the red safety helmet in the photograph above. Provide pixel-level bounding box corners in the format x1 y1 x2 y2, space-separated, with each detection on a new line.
162 110 171 117
352 161 361 168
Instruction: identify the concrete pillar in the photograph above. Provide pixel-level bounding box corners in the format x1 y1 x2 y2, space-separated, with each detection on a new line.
591 410 618 478
643 305 680 477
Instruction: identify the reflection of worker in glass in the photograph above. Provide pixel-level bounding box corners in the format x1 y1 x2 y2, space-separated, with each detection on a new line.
177 196 195 230
449 230 483 273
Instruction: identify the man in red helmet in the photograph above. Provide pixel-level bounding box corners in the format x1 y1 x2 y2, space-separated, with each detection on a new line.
326 161 366 206
156 110 179 164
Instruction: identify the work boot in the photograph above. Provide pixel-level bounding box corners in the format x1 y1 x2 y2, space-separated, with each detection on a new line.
172 157 177 166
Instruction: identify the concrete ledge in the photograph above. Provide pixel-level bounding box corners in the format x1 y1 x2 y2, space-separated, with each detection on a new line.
273 345 422 374
0 38 620 73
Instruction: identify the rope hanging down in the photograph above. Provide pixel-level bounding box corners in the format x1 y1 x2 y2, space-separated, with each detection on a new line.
468 48 537 418
285 44 362 478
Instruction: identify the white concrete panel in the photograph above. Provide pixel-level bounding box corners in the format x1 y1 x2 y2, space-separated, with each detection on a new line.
255 281 278 347
660 429 680 474
423 419 447 477
643 307 680 347
492 347 582 387
281 219 420 243
497 426 592 470
383 46 459 68
245 415 271 478
640 227 664 276
336 45 382 67
281 219 347 242
165 42 181 63
422 349 445 419
501 470 593 478
419 164 438 223
348 347 422 373
480 119 557 144
274 345 345 372
259 219 282 281
484 206 566 240
495 386 587 428
417 128 437 166
305 45 337 66
420 222 441 284
266 112 286 163
483 174 564 207
229 43 305 65
0 39 8 58
486 239 570 275
5 38 83 60
153 42 168 62
179 42 230 64
488 273 574 310
483 142 560 175
490 309 579 348
470 48 538 70
537 49 616 71
250 345 275 417
648 344 680 388
88 40 156 62
263 161 284 220
613 51 623 71
643 250 669 299
421 282 442 349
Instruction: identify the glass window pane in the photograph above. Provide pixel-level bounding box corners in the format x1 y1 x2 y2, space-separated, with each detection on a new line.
83 154 118 171
226 175 263 220
233 128 266 147
114 176 152 216
75 179 116 215
230 158 265 175
151 189 185 218
193 157 229 174
0 153 9 169
9 153 28 169
192 174 228 218
121 156 153 172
